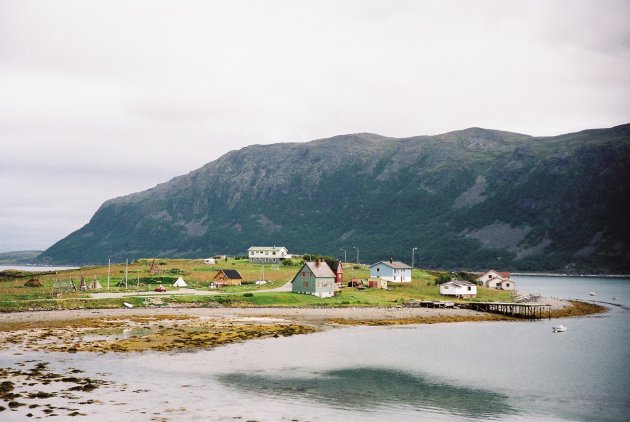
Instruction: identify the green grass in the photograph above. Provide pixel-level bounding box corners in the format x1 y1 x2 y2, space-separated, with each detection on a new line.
0 258 513 311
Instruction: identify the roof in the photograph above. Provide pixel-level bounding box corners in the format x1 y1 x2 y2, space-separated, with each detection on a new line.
304 261 336 278
218 269 243 279
248 246 288 251
370 260 412 269
326 260 343 272
442 280 476 288
479 269 511 278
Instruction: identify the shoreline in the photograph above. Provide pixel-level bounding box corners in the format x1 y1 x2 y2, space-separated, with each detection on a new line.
0 300 607 354
0 298 605 328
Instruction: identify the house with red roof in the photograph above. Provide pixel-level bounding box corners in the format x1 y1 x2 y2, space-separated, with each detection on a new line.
476 270 516 291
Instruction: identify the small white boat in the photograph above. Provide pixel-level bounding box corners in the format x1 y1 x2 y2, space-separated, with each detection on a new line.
612 297 619 300
589 292 597 296
552 325 567 333
123 302 134 308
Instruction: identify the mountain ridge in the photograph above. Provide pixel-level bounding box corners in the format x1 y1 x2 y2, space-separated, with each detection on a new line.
39 124 630 272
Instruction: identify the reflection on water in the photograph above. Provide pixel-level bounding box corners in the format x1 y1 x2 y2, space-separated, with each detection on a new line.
218 367 517 419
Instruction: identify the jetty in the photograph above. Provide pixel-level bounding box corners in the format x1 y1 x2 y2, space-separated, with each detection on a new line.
465 302 551 319
404 300 456 309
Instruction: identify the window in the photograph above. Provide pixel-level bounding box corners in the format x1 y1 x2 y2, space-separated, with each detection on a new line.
303 282 309 288
467 286 471 291
301 272 305 277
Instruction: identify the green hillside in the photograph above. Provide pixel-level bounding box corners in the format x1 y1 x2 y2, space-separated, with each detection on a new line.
0 250 43 265
39 124 630 273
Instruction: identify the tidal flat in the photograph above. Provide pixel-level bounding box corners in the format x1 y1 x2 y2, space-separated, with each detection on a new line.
0 299 611 420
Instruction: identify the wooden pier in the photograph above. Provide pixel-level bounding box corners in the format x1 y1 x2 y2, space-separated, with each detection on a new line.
404 300 456 309
465 302 551 319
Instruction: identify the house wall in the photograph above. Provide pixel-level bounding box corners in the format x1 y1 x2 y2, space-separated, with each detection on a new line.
500 280 515 291
248 247 288 262
221 278 241 285
369 265 411 282
440 284 477 297
486 278 502 288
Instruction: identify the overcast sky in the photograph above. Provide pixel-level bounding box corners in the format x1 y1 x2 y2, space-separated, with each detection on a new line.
1 0 629 252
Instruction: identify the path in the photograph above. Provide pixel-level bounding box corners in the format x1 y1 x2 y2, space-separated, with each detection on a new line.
89 281 293 299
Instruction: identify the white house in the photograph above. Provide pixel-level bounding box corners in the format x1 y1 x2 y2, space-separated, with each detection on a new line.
476 269 516 291
499 278 515 291
204 258 216 264
369 260 412 282
440 280 477 298
248 246 291 263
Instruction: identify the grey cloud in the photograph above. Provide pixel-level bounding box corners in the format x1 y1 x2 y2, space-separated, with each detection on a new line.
0 0 628 252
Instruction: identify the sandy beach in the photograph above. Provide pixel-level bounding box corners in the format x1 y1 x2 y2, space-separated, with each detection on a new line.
0 306 487 326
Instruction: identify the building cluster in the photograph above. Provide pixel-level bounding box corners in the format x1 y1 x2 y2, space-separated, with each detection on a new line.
201 246 517 300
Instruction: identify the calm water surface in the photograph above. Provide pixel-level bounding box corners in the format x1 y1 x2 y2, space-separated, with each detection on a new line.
1 275 628 421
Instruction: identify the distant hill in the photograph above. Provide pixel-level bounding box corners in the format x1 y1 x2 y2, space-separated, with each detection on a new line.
0 250 43 265
39 124 630 273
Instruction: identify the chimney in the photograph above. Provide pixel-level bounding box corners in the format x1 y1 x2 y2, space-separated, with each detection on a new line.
316 259 321 267
389 258 393 264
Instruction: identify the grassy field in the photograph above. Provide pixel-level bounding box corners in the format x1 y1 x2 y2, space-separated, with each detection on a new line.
0 258 513 311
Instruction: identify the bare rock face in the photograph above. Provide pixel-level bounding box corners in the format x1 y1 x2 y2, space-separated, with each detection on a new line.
39 124 630 273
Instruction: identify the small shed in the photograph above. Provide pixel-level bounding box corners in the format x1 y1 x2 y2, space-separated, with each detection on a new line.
440 280 477 298
368 278 388 289
213 269 243 285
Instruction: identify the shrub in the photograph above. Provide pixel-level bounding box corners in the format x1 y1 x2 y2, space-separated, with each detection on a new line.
281 259 300 266
434 273 452 285
243 293 254 297
168 268 185 275
24 278 43 287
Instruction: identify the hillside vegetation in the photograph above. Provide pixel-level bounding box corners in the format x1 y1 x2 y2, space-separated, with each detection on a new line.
0 250 43 265
39 124 630 273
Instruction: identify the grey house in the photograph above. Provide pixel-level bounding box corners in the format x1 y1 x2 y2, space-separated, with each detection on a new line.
291 260 336 298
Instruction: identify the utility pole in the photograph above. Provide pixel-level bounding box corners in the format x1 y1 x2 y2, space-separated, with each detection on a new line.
340 249 346 263
412 247 418 269
107 258 111 290
125 259 128 290
353 246 359 266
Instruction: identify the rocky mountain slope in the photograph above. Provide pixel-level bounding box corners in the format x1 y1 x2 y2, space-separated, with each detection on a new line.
39 124 630 272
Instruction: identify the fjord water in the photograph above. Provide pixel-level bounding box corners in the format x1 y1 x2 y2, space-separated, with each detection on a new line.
1 276 629 421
